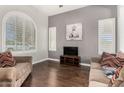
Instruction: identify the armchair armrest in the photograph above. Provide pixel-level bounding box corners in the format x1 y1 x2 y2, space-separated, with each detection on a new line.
0 67 16 87
14 56 32 63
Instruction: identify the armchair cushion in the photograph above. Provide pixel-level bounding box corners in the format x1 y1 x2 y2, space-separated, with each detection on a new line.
0 56 32 87
15 62 32 80
89 69 110 84
0 67 16 82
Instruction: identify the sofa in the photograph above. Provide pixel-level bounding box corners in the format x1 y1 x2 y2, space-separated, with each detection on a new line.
89 57 124 87
0 56 32 87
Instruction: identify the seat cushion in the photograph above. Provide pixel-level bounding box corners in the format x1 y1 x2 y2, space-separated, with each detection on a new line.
15 63 32 80
0 67 16 82
89 81 108 87
91 62 101 69
119 82 124 87
89 69 110 84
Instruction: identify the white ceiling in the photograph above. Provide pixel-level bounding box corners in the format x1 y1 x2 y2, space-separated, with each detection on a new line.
33 5 87 16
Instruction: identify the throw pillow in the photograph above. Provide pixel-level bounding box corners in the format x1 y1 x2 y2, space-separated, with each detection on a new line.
0 51 16 67
110 66 124 87
100 52 120 68
100 52 116 63
118 66 124 81
116 51 124 66
116 52 124 61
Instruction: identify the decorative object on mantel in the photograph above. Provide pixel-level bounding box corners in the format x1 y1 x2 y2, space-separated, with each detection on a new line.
66 23 82 40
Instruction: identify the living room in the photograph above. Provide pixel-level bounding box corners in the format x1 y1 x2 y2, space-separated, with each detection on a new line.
0 1 124 92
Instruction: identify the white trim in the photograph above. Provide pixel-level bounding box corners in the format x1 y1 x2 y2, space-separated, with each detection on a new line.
32 58 59 65
47 58 91 67
32 58 91 67
48 27 57 51
33 58 49 65
98 18 116 54
2 11 38 53
12 50 37 55
80 63 91 67
47 58 60 62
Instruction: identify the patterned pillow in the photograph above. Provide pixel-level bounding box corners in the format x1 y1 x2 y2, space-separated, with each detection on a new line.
100 52 115 63
100 52 120 68
116 51 124 62
0 51 16 67
116 51 124 58
111 66 122 83
110 66 124 86
115 52 124 66
118 66 124 81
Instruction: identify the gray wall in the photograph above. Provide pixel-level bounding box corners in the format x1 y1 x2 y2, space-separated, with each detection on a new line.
0 6 48 64
48 5 117 63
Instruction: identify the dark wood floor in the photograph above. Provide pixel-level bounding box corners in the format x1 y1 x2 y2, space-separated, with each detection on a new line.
22 60 90 87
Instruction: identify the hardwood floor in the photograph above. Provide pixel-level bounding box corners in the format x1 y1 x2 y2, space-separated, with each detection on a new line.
22 60 90 87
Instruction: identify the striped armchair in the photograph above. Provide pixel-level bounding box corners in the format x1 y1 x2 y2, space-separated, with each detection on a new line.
0 56 32 87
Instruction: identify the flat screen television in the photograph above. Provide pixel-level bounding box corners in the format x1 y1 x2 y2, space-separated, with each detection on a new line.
63 46 78 56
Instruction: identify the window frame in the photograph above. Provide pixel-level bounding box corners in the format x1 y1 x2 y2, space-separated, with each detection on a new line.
2 11 37 54
49 27 57 51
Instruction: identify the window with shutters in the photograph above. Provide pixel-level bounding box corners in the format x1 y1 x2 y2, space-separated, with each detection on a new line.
2 12 36 52
49 27 56 51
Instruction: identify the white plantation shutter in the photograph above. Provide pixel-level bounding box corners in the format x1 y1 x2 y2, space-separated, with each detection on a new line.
49 27 56 51
15 16 24 51
98 18 116 54
25 20 35 50
6 16 18 51
6 15 35 51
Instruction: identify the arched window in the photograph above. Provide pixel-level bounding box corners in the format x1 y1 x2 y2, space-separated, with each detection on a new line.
2 11 36 52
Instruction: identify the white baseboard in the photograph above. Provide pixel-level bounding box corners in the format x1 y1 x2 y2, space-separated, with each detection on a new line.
33 58 60 65
80 63 91 67
33 58 49 64
47 58 60 62
33 58 91 67
47 58 91 67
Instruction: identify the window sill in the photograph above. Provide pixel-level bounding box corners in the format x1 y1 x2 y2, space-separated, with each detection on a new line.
12 50 37 55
